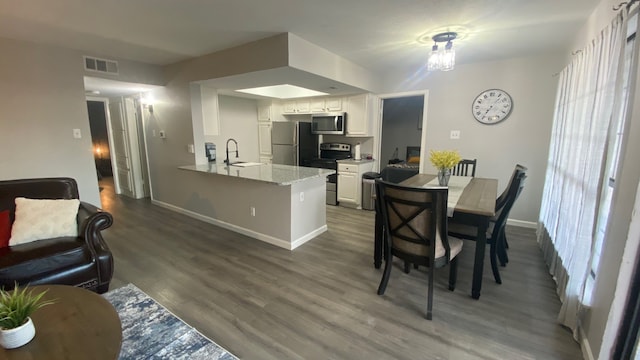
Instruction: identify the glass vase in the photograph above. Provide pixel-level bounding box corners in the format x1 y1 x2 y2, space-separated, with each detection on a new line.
437 168 451 186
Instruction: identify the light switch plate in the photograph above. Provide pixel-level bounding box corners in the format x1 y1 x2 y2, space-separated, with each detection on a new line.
159 130 166 139
450 130 461 140
187 144 195 153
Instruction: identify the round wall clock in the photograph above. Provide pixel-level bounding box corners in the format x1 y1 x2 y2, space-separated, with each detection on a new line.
471 89 513 124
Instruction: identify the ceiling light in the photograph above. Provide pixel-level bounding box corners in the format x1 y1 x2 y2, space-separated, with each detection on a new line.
236 84 329 99
427 32 457 72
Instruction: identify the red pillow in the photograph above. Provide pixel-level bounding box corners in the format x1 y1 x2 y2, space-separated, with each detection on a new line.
0 210 10 248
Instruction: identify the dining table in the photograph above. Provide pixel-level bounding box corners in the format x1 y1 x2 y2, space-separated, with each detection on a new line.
373 174 498 299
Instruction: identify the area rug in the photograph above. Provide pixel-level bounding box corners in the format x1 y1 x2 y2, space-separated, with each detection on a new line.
103 284 238 360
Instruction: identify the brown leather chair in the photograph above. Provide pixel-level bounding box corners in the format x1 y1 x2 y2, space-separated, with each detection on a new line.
0 178 113 293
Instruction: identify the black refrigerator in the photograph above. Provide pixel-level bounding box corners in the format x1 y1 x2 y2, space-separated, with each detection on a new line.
271 122 318 166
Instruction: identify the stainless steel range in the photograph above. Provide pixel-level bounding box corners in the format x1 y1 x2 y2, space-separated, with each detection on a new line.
306 143 351 205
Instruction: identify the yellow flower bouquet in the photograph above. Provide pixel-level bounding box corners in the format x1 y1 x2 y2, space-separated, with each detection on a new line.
429 150 461 170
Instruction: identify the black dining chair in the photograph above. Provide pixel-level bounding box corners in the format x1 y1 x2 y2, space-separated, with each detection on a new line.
447 169 527 284
451 159 477 177
494 164 528 265
375 179 463 320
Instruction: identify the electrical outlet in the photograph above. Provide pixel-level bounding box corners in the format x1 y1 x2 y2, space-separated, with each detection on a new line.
450 130 461 140
250 206 256 217
72 129 82 139
300 192 304 202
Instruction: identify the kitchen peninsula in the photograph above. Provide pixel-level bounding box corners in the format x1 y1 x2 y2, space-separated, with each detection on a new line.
177 163 335 250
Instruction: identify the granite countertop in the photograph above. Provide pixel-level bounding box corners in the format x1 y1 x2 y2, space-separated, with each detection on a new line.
336 158 375 165
179 163 335 186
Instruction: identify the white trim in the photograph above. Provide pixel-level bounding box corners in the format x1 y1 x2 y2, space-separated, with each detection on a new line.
151 199 327 251
506 218 537 229
579 324 595 360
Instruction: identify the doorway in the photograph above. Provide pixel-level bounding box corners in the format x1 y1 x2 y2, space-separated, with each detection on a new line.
87 100 113 182
376 91 429 173
86 96 150 199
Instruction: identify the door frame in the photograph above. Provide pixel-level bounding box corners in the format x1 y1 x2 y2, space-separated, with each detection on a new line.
375 90 429 173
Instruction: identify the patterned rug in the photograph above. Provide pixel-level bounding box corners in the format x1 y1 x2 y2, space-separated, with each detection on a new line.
103 284 238 360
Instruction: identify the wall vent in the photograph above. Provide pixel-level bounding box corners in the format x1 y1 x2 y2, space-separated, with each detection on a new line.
83 56 119 75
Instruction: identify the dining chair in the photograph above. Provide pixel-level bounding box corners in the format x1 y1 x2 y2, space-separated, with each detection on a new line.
452 159 477 177
375 179 463 320
494 164 528 265
447 170 527 284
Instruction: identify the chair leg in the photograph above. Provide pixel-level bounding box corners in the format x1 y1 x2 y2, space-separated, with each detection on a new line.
426 267 434 320
490 241 502 284
404 261 411 274
497 229 509 266
377 253 393 295
448 257 458 291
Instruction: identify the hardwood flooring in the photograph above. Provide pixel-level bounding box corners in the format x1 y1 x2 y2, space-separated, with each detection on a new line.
99 178 582 360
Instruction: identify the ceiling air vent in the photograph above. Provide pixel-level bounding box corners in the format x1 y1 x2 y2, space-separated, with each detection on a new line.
84 56 118 75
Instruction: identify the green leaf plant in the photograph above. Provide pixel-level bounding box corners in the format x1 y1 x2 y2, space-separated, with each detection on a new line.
0 284 56 330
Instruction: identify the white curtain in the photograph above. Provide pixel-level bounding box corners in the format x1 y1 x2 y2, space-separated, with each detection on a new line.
538 9 628 338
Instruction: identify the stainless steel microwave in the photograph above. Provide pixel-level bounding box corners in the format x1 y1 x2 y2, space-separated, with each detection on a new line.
311 113 346 135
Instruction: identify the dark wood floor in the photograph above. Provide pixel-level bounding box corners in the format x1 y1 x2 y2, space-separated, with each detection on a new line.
99 178 582 360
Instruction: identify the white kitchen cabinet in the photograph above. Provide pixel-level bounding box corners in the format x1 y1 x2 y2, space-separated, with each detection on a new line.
345 94 378 137
258 104 272 122
282 99 310 114
337 161 375 208
258 122 272 156
310 97 343 113
190 83 220 136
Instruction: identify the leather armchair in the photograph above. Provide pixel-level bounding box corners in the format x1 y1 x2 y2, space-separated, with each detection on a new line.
0 178 113 293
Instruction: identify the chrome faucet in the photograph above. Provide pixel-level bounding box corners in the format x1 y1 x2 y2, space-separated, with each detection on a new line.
225 138 239 165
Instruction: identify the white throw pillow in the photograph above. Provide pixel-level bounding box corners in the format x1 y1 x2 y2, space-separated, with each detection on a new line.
9 197 80 246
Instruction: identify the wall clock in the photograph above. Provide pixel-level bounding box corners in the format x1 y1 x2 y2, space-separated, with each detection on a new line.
471 89 513 125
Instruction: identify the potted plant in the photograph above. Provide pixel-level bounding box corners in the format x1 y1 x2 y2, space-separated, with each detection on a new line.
429 150 462 186
0 285 55 349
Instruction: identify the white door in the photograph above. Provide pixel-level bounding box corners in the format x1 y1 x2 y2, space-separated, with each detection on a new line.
108 101 135 198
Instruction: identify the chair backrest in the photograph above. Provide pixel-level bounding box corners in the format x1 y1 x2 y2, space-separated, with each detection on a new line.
375 179 451 267
496 164 528 210
492 172 527 237
0 178 79 220
452 159 477 177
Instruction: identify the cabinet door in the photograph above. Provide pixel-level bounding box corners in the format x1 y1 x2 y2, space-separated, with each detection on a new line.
296 100 310 113
283 101 297 114
258 123 272 155
310 98 326 113
346 94 367 135
258 104 271 122
325 97 343 112
337 172 358 203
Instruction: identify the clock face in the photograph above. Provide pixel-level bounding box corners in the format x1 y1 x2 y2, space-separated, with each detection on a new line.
472 89 513 124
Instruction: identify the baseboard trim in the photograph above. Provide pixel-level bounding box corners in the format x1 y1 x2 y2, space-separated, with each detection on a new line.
151 199 324 251
579 324 595 360
506 218 537 229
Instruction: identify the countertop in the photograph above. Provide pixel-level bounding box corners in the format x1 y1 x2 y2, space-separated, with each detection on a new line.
179 163 335 186
336 158 375 165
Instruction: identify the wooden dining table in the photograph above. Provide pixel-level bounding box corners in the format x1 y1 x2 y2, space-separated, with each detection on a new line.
373 174 498 299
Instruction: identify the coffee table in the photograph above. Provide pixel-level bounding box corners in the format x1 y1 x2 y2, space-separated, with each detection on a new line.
0 285 122 359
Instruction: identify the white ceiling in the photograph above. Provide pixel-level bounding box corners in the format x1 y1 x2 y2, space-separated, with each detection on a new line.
1 0 601 94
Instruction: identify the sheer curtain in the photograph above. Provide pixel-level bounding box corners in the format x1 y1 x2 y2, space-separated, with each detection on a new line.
538 9 628 338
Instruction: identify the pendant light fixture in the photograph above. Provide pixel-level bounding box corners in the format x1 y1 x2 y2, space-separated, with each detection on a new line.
427 32 457 72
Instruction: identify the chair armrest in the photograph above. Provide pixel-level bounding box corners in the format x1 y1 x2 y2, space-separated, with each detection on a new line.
77 202 113 250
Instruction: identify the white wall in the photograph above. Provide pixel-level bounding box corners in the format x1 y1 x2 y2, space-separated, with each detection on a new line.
0 37 163 207
383 54 565 223
206 95 260 164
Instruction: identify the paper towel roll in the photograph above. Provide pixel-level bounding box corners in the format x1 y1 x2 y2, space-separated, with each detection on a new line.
355 143 361 160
